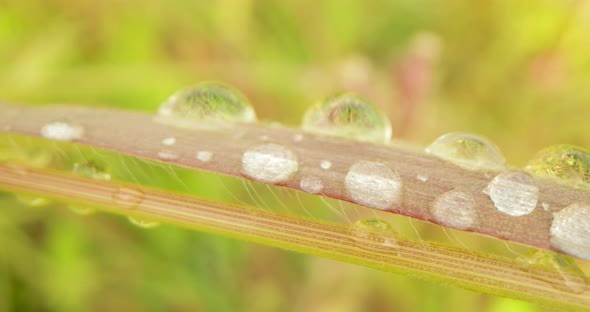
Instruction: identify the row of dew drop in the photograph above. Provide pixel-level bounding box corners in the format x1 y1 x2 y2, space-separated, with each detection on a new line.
21 81 590 293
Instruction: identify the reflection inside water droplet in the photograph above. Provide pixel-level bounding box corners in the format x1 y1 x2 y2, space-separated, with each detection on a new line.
69 161 111 216
550 203 590 261
483 171 538 217
426 132 506 171
351 218 399 249
344 161 402 210
525 144 590 189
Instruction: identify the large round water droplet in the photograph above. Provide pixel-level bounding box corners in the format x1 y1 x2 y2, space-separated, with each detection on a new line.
483 171 538 217
302 93 392 143
517 250 587 294
345 161 402 210
426 132 506 171
156 82 256 129
40 121 84 142
430 188 477 230
69 161 111 215
550 203 590 261
112 187 145 209
241 143 299 184
128 216 159 229
525 145 590 189
351 218 399 249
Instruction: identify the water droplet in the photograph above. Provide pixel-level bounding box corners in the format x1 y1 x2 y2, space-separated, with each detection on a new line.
302 93 392 143
241 143 299 184
542 202 551 211
128 216 159 229
351 218 399 249
416 174 429 182
196 150 213 162
40 121 84 142
426 132 506 171
299 176 323 194
517 250 587 294
161 137 176 146
320 160 332 170
525 145 590 189
550 203 590 261
483 171 538 216
69 161 111 215
345 161 402 210
156 82 256 129
157 150 179 161
430 188 477 230
112 187 145 209
292 133 304 142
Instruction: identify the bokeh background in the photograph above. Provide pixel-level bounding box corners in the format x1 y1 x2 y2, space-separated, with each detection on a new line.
1 0 590 311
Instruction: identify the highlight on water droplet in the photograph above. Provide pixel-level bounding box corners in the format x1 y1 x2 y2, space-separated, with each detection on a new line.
550 203 590 261
40 121 84 142
320 160 332 170
425 132 506 171
196 150 213 162
525 144 590 189
430 188 477 230
301 93 392 143
350 218 399 249
156 82 256 129
483 171 538 217
112 187 145 209
161 137 176 146
241 143 299 184
299 176 323 194
517 250 587 294
416 174 429 182
69 161 111 215
128 216 160 229
344 160 402 210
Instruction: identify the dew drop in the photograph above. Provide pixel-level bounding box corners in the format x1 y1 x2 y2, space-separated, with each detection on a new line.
69 161 111 215
483 171 538 217
426 132 506 171
161 137 176 146
320 160 332 170
128 217 159 229
416 174 429 182
196 150 213 162
40 121 84 142
241 143 299 184
112 187 145 209
517 250 587 294
430 188 477 230
344 161 402 210
156 82 256 129
350 218 399 249
302 93 392 143
525 145 590 189
550 203 590 261
299 176 323 194
542 202 551 211
157 150 179 161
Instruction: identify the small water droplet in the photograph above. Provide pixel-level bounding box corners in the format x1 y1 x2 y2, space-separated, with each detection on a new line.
299 176 323 194
351 218 399 249
431 188 476 230
542 202 551 211
550 203 590 261
128 216 159 229
69 161 111 215
196 150 213 162
302 93 392 143
416 174 429 182
517 250 587 294
525 145 590 189
483 171 538 216
40 121 84 142
320 160 332 170
426 132 506 171
241 143 299 184
156 82 256 129
161 137 176 146
112 187 145 209
345 161 402 210
15 194 51 207
157 150 179 161
292 133 304 142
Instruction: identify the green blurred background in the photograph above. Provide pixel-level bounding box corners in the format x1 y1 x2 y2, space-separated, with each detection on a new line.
1 0 590 311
